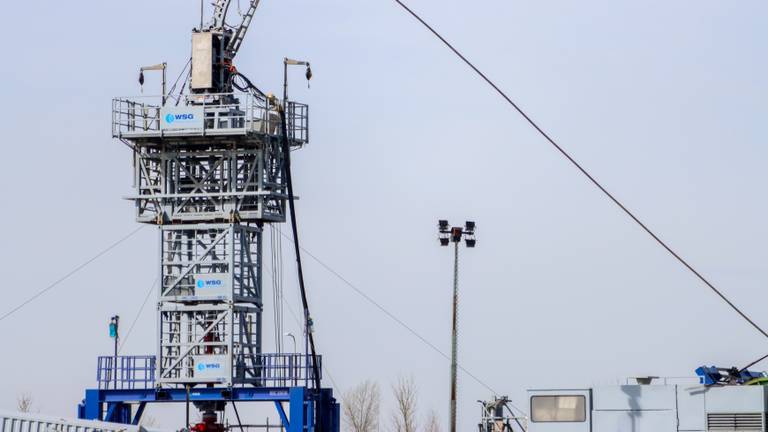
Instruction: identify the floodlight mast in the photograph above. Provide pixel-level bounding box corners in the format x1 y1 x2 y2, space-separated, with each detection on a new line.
438 220 477 432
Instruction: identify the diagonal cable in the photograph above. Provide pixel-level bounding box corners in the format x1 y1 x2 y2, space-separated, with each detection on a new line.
0 226 146 323
278 230 527 415
263 260 343 393
390 0 768 343
118 276 159 354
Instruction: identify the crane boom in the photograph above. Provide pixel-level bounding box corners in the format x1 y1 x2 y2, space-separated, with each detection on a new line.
212 0 233 29
227 0 262 58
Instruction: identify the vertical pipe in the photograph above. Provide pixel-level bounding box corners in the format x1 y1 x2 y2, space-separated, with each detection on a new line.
304 332 309 389
186 385 191 430
156 228 164 387
162 63 167 106
450 241 459 432
114 316 120 390
283 60 289 107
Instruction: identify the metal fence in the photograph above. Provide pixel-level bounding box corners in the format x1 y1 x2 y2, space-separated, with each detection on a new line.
112 93 308 144
97 356 156 390
249 353 322 388
97 354 321 389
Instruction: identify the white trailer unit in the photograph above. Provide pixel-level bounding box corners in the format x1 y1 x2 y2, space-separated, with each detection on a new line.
528 383 768 432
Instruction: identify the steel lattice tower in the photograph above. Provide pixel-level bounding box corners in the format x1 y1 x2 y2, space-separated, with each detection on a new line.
112 0 309 388
76 4 338 430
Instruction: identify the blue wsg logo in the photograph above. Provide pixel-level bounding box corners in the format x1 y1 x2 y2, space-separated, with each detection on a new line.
196 279 223 289
165 113 195 124
197 363 222 371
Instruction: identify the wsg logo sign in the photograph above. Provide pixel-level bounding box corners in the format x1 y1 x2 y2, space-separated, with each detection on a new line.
197 363 222 371
165 113 195 124
197 279 223 288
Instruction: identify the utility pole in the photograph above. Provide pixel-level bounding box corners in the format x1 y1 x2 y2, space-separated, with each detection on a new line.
437 220 476 432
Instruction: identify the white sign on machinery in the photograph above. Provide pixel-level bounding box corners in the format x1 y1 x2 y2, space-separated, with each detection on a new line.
192 355 230 381
160 106 204 130
193 273 231 298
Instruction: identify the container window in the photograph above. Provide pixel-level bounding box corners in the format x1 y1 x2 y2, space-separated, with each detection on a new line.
531 395 586 422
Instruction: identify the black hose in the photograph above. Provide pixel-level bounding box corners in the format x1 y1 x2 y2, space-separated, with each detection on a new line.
230 72 266 98
227 66 323 430
231 400 247 432
278 105 323 395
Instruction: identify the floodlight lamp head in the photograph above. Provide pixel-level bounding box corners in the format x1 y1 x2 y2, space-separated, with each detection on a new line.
465 238 476 248
465 221 476 233
438 219 449 233
285 58 309 66
305 65 313 81
439 237 450 246
138 71 145 86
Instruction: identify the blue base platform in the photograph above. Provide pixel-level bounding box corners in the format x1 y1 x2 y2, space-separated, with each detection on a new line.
78 386 340 432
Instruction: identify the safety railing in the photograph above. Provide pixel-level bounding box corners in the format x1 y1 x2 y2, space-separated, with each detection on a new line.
112 93 308 144
98 356 156 390
478 416 528 432
97 354 321 390
112 99 162 134
247 353 322 388
286 101 308 143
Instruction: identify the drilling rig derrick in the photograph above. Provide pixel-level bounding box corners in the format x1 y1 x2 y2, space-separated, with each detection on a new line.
78 2 338 431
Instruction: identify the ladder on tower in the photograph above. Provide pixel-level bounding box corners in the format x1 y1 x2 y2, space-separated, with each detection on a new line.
228 0 262 58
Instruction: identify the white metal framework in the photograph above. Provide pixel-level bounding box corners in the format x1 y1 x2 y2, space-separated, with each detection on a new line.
116 89 307 387
157 224 262 386
111 0 311 389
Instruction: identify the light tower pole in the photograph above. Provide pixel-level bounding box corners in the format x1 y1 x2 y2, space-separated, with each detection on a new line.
438 220 476 432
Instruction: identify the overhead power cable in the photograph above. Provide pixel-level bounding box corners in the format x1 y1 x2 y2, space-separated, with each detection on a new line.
390 0 768 344
741 353 768 372
0 226 145 324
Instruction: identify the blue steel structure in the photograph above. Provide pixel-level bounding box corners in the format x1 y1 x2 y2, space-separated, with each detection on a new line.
78 355 340 431
77 384 339 431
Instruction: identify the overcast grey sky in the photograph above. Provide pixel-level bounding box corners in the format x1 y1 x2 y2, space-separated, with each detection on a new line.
0 0 766 430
